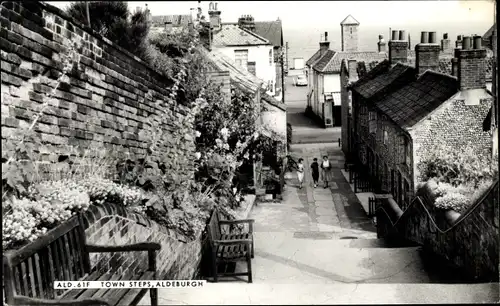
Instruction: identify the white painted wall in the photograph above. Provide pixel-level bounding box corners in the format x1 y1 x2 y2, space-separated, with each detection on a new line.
261 103 287 139
215 45 276 95
324 73 341 93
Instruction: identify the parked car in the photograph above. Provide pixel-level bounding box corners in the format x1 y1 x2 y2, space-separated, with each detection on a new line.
295 75 307 86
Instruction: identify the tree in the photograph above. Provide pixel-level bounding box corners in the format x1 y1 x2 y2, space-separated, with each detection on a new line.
67 1 150 59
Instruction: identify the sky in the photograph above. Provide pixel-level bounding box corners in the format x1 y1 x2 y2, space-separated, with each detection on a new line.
48 1 495 29
48 1 495 60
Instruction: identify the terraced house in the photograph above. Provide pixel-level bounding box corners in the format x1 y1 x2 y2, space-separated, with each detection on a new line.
346 30 494 210
341 30 495 161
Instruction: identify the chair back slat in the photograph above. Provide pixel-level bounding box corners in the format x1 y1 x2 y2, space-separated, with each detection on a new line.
3 214 90 303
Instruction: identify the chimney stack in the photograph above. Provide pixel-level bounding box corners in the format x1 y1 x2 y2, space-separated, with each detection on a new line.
455 35 487 90
388 29 409 65
238 14 255 32
347 59 357 80
377 34 386 53
208 2 222 31
441 33 451 52
319 31 330 56
455 35 463 48
415 31 441 75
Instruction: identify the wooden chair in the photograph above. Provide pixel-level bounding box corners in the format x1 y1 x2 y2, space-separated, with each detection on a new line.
3 213 161 306
207 208 255 283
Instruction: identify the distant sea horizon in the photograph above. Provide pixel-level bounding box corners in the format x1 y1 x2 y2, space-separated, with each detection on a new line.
283 22 493 67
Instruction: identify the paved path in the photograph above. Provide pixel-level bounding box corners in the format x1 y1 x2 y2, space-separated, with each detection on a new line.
142 143 499 304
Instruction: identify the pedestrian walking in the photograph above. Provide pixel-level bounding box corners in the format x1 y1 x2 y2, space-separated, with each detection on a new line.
297 158 305 189
320 155 332 188
310 158 320 188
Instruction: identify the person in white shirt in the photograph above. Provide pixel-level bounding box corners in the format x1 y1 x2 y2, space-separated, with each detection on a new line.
320 155 331 188
296 158 305 189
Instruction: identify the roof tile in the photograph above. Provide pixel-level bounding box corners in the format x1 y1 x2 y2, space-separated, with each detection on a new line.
213 24 270 46
374 71 459 128
319 51 387 73
253 21 283 47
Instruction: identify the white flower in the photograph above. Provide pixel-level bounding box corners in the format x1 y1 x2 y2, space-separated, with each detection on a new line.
223 143 230 150
195 130 201 138
236 141 242 148
220 127 230 140
243 152 250 160
194 152 202 159
253 132 259 140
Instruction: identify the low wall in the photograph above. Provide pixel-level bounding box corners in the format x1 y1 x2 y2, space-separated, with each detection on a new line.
377 180 499 281
83 203 205 280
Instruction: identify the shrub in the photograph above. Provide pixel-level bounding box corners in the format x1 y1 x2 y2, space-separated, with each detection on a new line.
434 192 470 213
67 1 150 60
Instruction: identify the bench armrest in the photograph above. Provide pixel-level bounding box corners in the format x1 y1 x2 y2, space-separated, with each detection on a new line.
212 239 252 246
12 295 110 306
86 242 161 253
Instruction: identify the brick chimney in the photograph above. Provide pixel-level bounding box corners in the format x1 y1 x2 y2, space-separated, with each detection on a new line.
208 1 221 31
238 15 255 32
455 35 463 48
441 33 450 52
388 30 409 65
377 34 386 53
456 35 487 90
415 31 440 75
319 32 330 56
347 59 357 81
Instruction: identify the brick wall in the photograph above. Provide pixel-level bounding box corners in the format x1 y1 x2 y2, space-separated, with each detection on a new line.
1 1 195 174
340 62 349 155
382 180 499 281
83 203 205 280
411 97 492 183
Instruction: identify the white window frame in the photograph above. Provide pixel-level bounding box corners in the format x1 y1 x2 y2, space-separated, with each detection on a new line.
234 49 249 70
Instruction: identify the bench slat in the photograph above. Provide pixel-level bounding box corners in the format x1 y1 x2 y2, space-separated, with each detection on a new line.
101 267 139 304
71 228 86 278
61 270 102 300
76 272 114 300
30 255 41 298
114 271 155 306
38 248 54 299
49 241 63 283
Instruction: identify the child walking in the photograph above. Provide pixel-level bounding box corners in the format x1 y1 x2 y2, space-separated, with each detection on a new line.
320 155 331 188
310 158 320 188
297 158 305 189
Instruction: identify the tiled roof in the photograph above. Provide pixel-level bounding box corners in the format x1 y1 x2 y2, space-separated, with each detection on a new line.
374 71 459 128
150 15 192 27
319 51 387 73
352 62 416 99
340 15 359 25
306 49 323 67
356 60 384 79
202 48 285 111
482 23 496 49
212 24 270 47
312 50 337 72
254 20 283 48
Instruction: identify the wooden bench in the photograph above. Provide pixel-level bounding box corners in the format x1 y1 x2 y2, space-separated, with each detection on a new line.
207 208 254 283
3 213 161 306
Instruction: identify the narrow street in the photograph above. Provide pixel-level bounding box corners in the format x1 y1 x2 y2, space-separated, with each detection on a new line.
144 73 498 305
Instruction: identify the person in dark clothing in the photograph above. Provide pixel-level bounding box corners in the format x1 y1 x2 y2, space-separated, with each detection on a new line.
310 158 320 188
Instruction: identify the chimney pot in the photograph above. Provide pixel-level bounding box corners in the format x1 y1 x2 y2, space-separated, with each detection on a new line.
443 33 448 39
392 30 398 40
379 34 384 40
421 31 429 43
473 36 482 49
462 36 472 50
429 32 437 43
399 30 406 41
325 31 328 41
